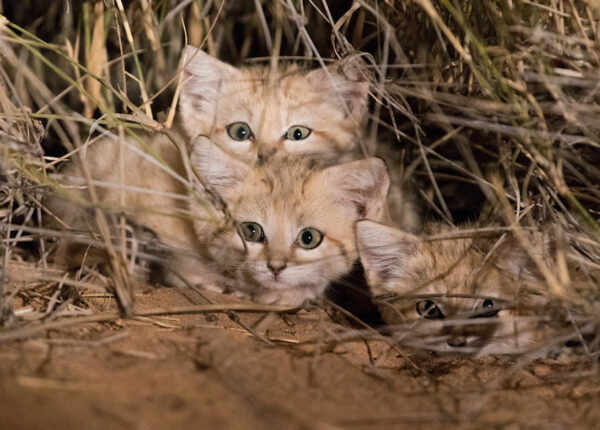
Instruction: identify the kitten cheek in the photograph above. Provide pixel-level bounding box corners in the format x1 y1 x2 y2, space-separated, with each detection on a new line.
218 137 252 154
294 247 326 262
296 242 345 266
497 309 512 318
245 242 264 256
283 137 329 157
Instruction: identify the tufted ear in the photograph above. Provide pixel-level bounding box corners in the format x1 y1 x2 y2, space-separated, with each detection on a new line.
356 220 420 287
318 157 389 222
179 46 241 136
190 136 248 194
306 63 369 120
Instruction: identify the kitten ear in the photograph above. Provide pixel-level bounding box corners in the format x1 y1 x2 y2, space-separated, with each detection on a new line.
179 46 240 134
306 63 369 119
356 220 420 287
321 157 390 221
491 231 553 282
190 136 248 193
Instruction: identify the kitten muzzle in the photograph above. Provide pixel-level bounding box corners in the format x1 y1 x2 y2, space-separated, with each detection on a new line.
267 260 287 277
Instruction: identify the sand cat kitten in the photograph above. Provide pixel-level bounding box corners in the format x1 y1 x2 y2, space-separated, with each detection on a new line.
179 46 369 163
356 220 550 355
47 134 389 306
186 138 389 305
46 46 380 302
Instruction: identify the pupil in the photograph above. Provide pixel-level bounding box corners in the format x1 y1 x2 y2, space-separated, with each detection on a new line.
237 127 247 139
302 231 312 244
293 129 302 140
247 224 255 235
483 299 493 308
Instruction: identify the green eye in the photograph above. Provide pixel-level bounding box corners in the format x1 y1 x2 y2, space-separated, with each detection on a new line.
227 122 253 141
416 300 444 319
285 125 311 141
240 222 264 242
296 227 323 249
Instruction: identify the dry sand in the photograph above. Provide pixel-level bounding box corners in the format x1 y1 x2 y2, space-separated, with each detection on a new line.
0 284 597 430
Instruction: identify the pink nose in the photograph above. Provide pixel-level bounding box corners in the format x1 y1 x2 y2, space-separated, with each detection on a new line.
267 261 287 276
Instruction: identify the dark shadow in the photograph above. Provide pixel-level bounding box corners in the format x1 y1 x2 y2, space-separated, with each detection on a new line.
325 259 385 327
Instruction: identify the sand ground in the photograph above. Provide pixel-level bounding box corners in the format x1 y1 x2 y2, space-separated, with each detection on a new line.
0 285 598 430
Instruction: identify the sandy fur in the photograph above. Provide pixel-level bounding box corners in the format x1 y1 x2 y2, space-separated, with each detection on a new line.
46 131 389 305
46 47 396 305
179 46 369 164
356 220 552 355
191 138 389 305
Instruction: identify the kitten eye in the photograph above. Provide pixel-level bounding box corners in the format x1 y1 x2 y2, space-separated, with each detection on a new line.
227 122 253 141
240 222 264 243
476 299 500 318
415 300 444 319
285 125 311 141
296 227 323 249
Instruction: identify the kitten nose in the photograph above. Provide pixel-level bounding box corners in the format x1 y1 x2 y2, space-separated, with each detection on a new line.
257 148 277 165
267 260 287 277
447 336 467 347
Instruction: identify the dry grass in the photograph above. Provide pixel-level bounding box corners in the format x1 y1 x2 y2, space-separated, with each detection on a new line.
1 0 600 427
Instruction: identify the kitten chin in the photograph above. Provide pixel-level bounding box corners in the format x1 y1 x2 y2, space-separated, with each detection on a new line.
247 288 317 307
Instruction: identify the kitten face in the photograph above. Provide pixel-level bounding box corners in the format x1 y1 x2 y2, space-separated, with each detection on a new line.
356 221 549 354
179 47 368 163
191 139 389 305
